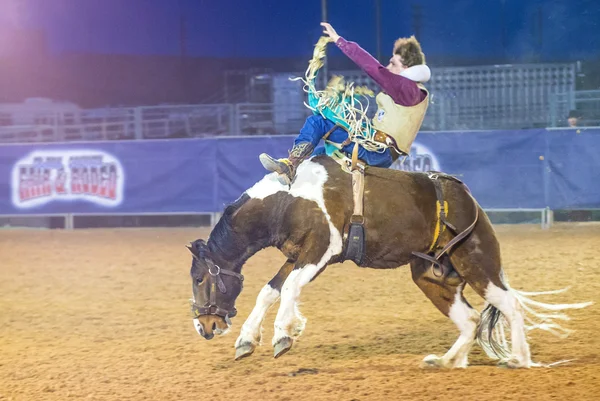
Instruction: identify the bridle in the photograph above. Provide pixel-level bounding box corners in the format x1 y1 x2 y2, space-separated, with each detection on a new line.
190 256 244 319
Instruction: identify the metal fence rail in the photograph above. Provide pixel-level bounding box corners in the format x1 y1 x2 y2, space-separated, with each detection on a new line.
0 62 580 143
0 208 550 230
0 104 234 143
549 90 600 127
334 63 576 130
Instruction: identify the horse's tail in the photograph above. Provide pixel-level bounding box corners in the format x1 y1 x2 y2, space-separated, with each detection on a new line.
476 283 593 361
476 303 510 360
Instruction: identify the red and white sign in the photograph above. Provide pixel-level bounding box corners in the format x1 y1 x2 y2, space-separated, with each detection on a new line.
11 150 125 208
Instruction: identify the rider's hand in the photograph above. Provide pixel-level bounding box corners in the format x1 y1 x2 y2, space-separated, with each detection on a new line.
320 22 340 42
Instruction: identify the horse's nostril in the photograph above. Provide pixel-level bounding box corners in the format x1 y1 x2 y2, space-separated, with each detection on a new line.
212 322 217 331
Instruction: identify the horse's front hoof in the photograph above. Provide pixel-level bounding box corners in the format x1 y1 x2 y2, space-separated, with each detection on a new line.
273 336 293 359
420 354 445 369
235 342 256 361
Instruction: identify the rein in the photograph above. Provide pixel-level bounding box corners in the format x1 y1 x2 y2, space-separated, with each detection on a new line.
190 257 244 319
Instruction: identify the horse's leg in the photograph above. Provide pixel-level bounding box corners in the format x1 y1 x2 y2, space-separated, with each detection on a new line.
271 242 332 358
448 211 532 368
411 258 480 369
234 259 295 360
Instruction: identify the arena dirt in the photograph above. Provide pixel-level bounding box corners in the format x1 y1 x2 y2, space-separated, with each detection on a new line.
1 224 599 400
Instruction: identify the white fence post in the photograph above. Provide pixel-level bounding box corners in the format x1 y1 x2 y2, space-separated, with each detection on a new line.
134 107 143 140
65 214 74 230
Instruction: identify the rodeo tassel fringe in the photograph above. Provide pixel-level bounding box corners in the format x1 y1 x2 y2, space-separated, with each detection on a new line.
289 36 387 154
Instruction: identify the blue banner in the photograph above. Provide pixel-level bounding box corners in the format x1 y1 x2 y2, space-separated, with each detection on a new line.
546 129 600 209
397 129 548 209
0 128 599 215
0 139 217 214
215 136 293 208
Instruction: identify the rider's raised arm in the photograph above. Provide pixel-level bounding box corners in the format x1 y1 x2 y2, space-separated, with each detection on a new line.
335 37 422 107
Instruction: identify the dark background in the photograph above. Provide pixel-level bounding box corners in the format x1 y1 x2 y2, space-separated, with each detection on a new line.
1 0 598 107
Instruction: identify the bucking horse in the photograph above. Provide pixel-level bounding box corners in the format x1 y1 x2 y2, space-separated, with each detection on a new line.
187 155 591 369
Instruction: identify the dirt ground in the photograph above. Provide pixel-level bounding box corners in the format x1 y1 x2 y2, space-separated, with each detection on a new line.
1 223 599 401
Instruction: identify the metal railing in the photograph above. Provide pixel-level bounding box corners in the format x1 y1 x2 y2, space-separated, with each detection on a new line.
549 90 600 127
0 101 309 143
0 78 588 144
0 104 235 143
0 208 552 230
334 63 576 130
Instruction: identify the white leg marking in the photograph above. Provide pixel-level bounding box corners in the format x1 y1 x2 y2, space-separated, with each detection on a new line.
483 279 592 367
273 264 320 345
485 282 531 367
247 160 344 347
426 284 479 368
235 284 280 347
291 301 307 337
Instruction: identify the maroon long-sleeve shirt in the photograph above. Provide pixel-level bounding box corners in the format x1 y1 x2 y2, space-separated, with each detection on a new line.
336 37 426 107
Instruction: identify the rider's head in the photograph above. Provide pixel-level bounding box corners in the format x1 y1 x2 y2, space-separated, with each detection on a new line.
387 35 425 75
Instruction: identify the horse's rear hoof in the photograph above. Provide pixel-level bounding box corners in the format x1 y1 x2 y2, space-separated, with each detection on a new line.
273 337 293 359
235 342 256 361
498 358 530 369
420 354 444 369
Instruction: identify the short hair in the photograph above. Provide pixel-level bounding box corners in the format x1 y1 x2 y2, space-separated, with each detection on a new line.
393 36 426 67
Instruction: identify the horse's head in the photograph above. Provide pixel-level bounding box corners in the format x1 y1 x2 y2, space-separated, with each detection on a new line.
187 239 244 340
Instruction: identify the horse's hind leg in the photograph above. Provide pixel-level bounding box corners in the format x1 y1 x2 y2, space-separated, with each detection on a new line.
411 257 480 369
451 223 591 369
234 259 295 360
448 213 532 368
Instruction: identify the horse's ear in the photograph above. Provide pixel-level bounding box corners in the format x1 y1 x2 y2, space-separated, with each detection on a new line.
187 243 199 259
188 239 208 258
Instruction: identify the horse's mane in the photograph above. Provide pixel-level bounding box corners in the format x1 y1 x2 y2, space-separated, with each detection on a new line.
208 193 250 257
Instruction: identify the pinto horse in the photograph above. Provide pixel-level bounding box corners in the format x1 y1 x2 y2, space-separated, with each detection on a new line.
187 155 591 369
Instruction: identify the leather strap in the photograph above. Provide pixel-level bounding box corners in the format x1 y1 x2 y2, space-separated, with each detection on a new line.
345 166 366 265
351 143 360 172
372 130 405 157
324 123 352 147
431 176 457 233
351 169 365 223
190 258 244 319
434 195 478 258
322 123 363 170
209 275 218 307
322 124 339 141
428 200 449 253
412 175 480 277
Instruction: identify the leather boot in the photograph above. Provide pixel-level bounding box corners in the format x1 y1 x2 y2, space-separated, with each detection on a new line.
259 142 314 185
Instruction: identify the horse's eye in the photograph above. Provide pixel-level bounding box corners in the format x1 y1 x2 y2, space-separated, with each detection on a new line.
196 277 204 285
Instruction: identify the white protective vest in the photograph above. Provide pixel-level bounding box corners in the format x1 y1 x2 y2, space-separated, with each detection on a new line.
371 85 429 155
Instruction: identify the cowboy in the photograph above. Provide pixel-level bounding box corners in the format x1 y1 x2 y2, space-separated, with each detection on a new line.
260 22 431 185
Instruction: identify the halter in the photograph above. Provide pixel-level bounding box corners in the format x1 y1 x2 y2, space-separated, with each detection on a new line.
190 257 244 319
